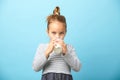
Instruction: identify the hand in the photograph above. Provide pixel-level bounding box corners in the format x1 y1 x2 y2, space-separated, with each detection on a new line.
45 39 55 58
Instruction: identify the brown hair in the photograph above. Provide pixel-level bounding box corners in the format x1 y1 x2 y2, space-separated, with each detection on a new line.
47 6 67 31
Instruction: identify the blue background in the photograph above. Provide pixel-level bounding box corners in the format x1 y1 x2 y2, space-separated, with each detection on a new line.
0 0 120 80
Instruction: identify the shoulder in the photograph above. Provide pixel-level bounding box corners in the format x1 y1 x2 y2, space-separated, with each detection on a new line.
65 44 77 55
35 43 48 53
66 44 75 50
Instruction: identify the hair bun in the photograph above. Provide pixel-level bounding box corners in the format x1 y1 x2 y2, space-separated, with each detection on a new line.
53 6 60 15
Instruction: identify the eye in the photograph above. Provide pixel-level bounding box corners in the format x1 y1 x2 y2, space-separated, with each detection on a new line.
60 32 64 35
52 32 56 34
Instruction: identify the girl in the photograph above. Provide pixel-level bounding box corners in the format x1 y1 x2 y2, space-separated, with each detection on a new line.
32 6 81 80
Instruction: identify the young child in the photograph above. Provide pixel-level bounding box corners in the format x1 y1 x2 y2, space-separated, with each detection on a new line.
32 6 81 80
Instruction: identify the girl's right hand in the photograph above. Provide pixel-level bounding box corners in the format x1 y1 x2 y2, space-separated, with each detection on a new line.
45 39 55 58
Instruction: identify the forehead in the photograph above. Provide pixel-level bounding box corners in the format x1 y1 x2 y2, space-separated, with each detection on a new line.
48 21 66 31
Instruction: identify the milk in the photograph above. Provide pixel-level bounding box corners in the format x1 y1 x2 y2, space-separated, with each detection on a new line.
53 38 62 54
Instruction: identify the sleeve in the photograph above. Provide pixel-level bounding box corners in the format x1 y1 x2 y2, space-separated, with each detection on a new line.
32 44 48 72
62 44 82 72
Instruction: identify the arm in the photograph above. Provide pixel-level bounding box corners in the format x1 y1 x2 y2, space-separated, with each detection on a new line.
62 44 82 72
32 44 48 72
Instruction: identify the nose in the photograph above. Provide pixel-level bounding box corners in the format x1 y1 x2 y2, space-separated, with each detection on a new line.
56 33 60 38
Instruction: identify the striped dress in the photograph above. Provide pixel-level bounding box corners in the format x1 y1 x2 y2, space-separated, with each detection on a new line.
32 44 81 80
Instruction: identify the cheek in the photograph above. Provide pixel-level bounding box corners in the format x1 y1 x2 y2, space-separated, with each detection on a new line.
60 35 65 39
49 34 55 39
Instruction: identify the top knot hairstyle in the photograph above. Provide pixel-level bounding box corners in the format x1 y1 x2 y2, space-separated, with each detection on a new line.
53 6 60 15
47 6 67 31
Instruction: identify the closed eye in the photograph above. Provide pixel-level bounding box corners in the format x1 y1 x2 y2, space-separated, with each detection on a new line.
60 32 64 34
52 32 56 34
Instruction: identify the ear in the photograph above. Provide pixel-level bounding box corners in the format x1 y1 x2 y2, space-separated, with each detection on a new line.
64 31 67 36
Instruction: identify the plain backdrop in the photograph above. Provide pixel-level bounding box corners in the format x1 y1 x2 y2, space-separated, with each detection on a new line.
0 0 120 80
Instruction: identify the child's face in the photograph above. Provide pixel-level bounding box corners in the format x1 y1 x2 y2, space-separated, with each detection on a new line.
47 21 66 40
